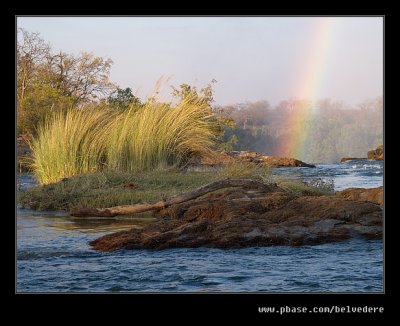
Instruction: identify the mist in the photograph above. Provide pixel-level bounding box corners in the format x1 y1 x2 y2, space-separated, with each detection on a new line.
220 96 383 163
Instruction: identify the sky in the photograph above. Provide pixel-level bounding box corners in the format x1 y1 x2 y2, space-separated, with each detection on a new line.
17 16 383 107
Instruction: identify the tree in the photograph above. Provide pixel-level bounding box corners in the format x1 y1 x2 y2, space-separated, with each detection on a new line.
17 28 50 107
171 79 217 105
107 87 141 110
41 51 115 103
17 86 75 136
17 28 116 137
171 80 236 148
18 28 115 105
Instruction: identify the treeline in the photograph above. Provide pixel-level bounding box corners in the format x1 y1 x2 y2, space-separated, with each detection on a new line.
218 97 383 163
17 28 117 137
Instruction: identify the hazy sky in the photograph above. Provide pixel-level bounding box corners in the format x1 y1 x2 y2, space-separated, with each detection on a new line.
17 16 383 106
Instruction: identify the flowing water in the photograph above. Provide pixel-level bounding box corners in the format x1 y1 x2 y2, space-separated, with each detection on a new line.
16 160 383 292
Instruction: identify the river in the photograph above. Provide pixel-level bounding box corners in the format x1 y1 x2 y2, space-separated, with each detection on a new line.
17 159 383 292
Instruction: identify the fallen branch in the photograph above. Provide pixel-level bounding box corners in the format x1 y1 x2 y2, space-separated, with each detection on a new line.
69 178 275 217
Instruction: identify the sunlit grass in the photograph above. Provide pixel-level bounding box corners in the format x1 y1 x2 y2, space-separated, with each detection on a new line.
105 97 216 172
28 108 113 184
217 160 272 181
28 96 217 184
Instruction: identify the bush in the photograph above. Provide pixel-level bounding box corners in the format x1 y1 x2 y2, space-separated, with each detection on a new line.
18 86 75 137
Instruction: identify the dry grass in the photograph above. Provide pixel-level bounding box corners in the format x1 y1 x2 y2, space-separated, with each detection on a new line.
28 96 218 184
217 161 272 181
28 108 113 184
105 97 216 172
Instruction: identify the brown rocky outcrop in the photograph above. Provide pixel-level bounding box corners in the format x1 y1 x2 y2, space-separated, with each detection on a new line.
186 150 315 168
340 145 383 163
367 145 383 160
336 186 383 206
89 182 382 251
226 151 315 168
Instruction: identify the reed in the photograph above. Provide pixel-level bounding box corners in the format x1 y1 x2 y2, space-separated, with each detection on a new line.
28 108 113 184
105 97 216 172
29 96 217 184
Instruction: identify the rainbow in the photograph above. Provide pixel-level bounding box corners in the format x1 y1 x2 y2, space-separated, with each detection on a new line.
279 18 335 160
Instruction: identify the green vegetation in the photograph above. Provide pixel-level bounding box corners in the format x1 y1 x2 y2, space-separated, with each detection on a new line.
28 95 218 185
105 96 216 173
17 29 114 138
18 163 268 211
18 162 334 212
20 169 208 211
18 29 236 184
171 81 236 148
28 108 112 184
15 28 345 217
107 87 141 110
216 161 272 180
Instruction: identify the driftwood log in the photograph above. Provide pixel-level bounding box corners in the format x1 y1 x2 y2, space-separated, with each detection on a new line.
69 179 274 217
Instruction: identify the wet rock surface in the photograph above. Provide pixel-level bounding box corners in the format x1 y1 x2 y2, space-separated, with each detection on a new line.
90 184 382 251
367 145 383 160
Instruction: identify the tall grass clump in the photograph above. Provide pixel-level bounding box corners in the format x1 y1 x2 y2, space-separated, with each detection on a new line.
28 95 218 184
29 108 113 184
105 97 217 172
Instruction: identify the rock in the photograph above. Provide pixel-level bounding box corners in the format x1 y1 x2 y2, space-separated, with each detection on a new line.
186 150 315 168
227 151 316 168
340 157 367 163
367 145 383 160
336 187 383 206
340 145 383 162
90 184 382 251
